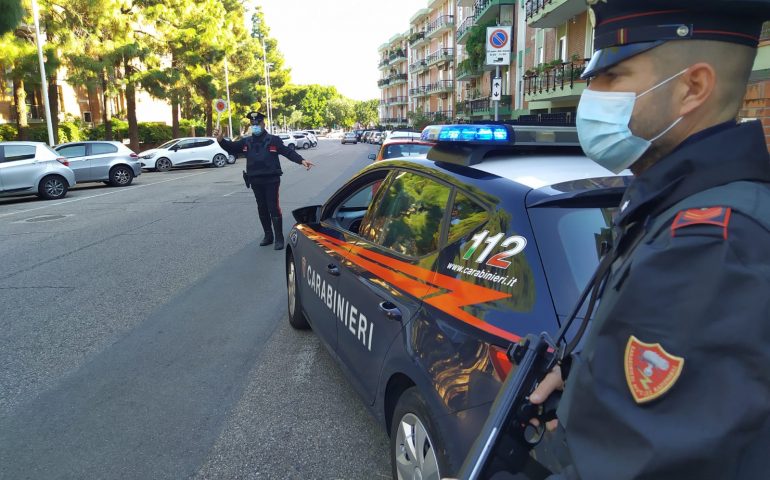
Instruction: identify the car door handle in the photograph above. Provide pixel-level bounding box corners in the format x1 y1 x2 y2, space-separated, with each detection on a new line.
379 301 402 321
326 264 340 276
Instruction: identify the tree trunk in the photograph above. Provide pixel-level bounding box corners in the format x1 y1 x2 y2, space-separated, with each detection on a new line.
101 69 112 140
14 78 28 140
48 74 59 144
205 100 213 136
125 57 139 152
171 96 179 138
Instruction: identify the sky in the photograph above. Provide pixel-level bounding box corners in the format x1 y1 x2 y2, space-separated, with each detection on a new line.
253 0 422 101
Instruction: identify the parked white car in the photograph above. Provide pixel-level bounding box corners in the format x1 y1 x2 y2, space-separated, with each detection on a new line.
294 130 318 147
138 137 230 172
277 134 298 150
0 141 76 200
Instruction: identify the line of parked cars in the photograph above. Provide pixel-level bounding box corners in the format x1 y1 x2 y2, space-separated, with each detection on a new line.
0 136 238 202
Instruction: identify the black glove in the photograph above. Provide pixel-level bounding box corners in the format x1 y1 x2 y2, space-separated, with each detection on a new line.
242 170 250 189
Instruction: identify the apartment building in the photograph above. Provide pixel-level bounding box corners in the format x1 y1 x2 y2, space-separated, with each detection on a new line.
378 33 410 128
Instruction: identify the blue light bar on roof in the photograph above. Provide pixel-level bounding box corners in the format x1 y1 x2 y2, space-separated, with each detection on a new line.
421 124 512 143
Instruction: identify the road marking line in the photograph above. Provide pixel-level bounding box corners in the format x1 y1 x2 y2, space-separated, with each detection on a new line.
0 171 211 219
223 190 247 197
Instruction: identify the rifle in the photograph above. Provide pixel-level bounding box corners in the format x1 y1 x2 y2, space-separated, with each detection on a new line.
458 242 617 480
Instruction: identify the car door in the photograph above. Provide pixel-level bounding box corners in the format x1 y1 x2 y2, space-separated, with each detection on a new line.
0 144 39 192
56 143 90 182
171 139 197 166
193 139 215 163
89 142 120 180
332 169 451 405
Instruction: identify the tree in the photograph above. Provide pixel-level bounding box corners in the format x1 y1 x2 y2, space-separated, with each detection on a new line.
354 99 379 128
0 0 24 35
0 22 38 140
326 97 354 129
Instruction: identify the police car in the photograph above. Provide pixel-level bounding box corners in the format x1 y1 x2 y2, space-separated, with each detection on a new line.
285 124 630 479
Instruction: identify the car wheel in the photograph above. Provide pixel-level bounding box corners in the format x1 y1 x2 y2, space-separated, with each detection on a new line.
226 154 236 164
302 142 309 149
391 387 447 480
287 253 310 330
155 157 172 172
109 165 134 187
212 153 227 168
288 144 296 151
38 175 68 200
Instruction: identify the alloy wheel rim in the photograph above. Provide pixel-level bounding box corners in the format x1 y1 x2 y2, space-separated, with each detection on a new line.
214 154 226 167
115 169 129 184
158 159 170 170
46 179 64 197
394 413 440 480
287 261 296 316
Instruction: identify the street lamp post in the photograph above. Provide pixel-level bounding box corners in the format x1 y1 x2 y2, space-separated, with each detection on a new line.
224 56 233 137
31 0 54 146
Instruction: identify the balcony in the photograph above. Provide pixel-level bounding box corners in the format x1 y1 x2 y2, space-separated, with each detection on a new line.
426 15 455 39
389 73 408 85
426 80 455 95
382 117 409 126
410 86 428 98
409 30 428 49
456 59 482 81
456 13 476 44
426 48 455 67
525 0 587 28
377 78 390 88
474 0 517 26
379 57 390 69
409 59 429 74
427 110 455 123
389 49 407 65
389 96 409 105
523 59 590 102
464 95 513 117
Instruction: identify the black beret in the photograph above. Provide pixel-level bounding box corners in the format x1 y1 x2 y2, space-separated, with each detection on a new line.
583 0 770 77
246 111 266 124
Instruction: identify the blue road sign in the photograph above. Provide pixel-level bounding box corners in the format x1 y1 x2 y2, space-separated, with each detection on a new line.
490 29 508 49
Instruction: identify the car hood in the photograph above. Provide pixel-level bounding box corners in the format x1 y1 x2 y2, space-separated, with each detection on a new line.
138 148 160 156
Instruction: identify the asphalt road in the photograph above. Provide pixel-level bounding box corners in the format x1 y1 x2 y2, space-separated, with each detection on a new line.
0 139 392 479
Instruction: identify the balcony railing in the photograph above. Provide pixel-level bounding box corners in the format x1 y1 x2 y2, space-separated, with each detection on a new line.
456 13 476 42
410 86 428 97
523 59 589 98
379 58 390 68
462 95 513 116
426 15 455 38
456 60 482 80
426 48 455 66
409 59 428 73
524 0 586 28
377 78 390 87
408 30 426 46
427 110 454 122
382 117 409 125
425 80 455 94
389 49 407 62
389 96 409 105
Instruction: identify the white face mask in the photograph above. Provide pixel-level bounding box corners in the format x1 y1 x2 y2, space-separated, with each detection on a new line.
576 69 688 174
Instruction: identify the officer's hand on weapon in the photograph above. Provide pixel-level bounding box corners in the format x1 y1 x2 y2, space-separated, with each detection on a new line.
528 365 564 432
301 159 314 171
213 128 224 142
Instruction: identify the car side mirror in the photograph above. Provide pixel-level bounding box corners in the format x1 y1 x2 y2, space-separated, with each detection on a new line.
170 146 179 151
368 154 376 161
292 205 322 225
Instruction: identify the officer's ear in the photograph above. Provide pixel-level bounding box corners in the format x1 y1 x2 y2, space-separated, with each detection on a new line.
676 63 716 118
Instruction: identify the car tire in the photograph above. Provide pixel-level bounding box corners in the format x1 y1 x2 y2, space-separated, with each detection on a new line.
302 142 309 149
212 153 227 168
287 253 310 330
288 144 296 151
226 154 236 164
391 387 448 480
108 165 134 187
38 175 68 200
155 157 172 172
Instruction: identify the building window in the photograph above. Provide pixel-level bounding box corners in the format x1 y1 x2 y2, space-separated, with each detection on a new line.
559 36 567 62
83 111 92 123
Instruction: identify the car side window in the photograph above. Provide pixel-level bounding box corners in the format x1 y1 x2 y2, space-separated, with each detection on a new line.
361 171 451 258
177 140 196 150
57 144 87 158
91 143 118 155
2 145 36 163
196 139 214 148
447 191 490 243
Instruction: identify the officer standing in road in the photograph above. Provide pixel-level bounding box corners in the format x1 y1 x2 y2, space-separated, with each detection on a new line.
215 112 313 250
523 1 770 479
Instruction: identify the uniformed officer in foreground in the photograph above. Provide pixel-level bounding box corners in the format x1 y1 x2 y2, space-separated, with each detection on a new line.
524 1 770 479
215 112 313 250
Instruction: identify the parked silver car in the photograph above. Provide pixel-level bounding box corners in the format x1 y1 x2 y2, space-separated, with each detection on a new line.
0 141 76 200
54 141 141 187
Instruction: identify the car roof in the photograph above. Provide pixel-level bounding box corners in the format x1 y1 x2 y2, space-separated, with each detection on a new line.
0 141 46 146
382 137 434 147
471 154 627 189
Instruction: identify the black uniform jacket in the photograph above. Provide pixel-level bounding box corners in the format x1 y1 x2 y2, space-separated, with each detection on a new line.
550 121 770 480
218 133 304 179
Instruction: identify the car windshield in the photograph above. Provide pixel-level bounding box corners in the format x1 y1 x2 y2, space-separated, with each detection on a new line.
528 204 617 317
382 143 432 159
158 139 178 149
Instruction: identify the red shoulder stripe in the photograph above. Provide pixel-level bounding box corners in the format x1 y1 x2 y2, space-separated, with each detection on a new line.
670 207 732 240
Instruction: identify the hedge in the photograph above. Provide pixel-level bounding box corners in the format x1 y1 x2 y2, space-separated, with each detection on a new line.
0 119 206 145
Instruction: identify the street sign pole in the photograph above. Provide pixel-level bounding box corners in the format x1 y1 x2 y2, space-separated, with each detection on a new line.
494 66 500 121
224 57 233 137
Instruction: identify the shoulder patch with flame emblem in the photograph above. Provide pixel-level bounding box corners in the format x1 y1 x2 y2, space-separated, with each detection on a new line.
625 335 684 404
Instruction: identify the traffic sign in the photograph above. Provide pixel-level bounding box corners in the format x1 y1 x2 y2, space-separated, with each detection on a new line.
486 26 512 66
214 99 228 113
491 77 502 101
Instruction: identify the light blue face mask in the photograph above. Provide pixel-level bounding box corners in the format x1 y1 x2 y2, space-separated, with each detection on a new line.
576 69 688 174
251 125 263 136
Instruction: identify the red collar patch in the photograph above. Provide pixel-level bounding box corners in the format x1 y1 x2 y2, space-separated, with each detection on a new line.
268 145 278 153
671 207 731 239
625 335 684 404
